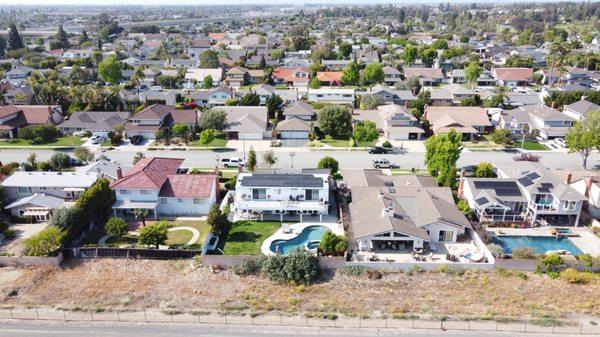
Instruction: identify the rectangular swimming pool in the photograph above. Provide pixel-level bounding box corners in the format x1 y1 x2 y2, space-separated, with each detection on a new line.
492 235 583 255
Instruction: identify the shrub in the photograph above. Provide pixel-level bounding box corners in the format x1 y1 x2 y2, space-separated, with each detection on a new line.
23 226 64 256
224 177 237 190
382 140 392 148
337 265 369 276
560 268 593 284
18 124 60 143
260 254 287 283
538 254 564 274
105 217 128 238
234 257 263 276
317 156 339 175
319 231 348 256
261 250 320 285
138 221 169 249
49 153 72 170
512 247 536 259
111 134 123 146
487 243 505 259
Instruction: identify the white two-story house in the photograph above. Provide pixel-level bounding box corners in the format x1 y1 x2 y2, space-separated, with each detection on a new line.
307 88 355 105
233 170 331 221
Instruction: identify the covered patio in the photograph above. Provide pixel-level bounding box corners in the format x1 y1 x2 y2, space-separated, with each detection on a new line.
112 200 159 219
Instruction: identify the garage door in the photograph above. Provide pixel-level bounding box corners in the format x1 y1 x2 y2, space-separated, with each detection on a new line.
281 131 309 139
238 132 263 140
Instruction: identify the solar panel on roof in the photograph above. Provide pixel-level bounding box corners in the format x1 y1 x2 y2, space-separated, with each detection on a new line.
495 188 522 197
537 187 551 193
241 174 323 188
517 177 533 187
526 172 540 180
540 183 553 188
475 197 489 205
473 181 519 189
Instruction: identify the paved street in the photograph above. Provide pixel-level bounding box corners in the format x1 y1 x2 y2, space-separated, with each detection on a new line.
0 148 598 171
0 320 576 337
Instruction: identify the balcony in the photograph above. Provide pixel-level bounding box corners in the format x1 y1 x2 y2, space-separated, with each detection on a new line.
528 200 558 213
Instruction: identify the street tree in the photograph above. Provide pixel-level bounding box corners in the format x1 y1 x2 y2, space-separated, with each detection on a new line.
74 147 94 164
98 56 122 85
317 156 339 175
317 105 352 137
247 146 257 171
565 111 600 169
352 120 379 147
341 61 359 86
425 129 463 186
199 129 215 145
199 109 227 130
262 150 278 167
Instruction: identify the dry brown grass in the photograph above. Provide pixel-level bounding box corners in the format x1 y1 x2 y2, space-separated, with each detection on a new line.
1 259 599 321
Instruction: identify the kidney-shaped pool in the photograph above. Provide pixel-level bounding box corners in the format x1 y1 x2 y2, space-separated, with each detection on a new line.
269 225 330 255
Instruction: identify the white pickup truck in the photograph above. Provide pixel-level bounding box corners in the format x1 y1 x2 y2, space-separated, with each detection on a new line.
221 157 246 168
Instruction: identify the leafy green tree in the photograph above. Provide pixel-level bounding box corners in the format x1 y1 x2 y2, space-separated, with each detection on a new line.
319 231 348 256
199 50 220 68
262 150 277 167
201 75 214 89
420 48 437 67
74 147 94 164
247 146 257 171
23 226 64 256
490 129 511 144
341 61 359 86
359 94 384 110
206 204 229 235
49 153 72 170
0 36 6 57
465 61 482 88
308 77 321 89
565 111 600 169
425 129 463 186
266 94 283 119
7 23 24 50
317 105 352 137
199 129 215 145
199 109 227 130
138 221 169 249
280 249 320 285
338 43 352 60
56 25 69 49
317 156 339 175
403 44 419 66
352 120 379 147
475 162 496 178
240 92 260 106
171 123 189 138
456 199 473 220
106 217 128 238
98 56 122 85
362 63 384 85
133 208 150 227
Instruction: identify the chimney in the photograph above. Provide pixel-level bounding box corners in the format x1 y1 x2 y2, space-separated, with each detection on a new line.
238 165 243 173
457 169 466 197
585 177 593 198
404 100 409 109
116 165 123 179
381 206 394 218
214 167 221 201
551 101 557 109
565 172 572 185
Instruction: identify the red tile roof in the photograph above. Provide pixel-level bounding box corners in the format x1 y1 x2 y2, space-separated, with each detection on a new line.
111 157 184 190
159 174 215 198
317 71 342 83
493 68 533 81
273 67 311 83
0 105 54 127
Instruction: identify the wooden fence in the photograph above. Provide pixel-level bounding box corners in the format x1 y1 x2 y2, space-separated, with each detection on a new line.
63 247 201 260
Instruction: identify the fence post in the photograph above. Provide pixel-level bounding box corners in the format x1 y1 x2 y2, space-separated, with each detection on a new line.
62 309 66 321
580 322 583 334
116 310 120 322
411 318 415 329
144 310 147 322
495 321 498 331
35 308 39 319
9 308 13 319
467 320 470 330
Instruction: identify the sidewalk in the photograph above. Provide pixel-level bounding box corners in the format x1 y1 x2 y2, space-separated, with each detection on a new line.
0 307 598 334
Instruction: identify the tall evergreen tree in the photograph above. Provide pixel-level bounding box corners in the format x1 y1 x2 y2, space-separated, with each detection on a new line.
0 36 6 57
7 23 24 50
79 29 89 45
57 25 69 49
258 54 266 69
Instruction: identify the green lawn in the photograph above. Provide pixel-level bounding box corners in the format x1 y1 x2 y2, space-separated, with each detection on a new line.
0 136 84 148
515 141 548 151
165 221 211 247
390 168 431 176
223 221 280 255
190 136 228 148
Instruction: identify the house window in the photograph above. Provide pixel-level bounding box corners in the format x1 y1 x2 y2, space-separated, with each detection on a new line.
18 187 32 194
438 230 454 242
160 198 168 204
193 198 203 204
305 189 320 201
141 190 150 195
120 190 130 195
178 198 184 203
252 188 266 200
564 201 577 210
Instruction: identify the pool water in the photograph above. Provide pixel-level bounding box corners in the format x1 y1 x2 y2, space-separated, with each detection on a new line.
270 226 329 255
493 235 583 255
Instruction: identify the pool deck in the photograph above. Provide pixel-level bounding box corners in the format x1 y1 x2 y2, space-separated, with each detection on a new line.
260 222 344 256
488 227 600 257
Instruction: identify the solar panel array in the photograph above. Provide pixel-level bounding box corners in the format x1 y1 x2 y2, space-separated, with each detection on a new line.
473 180 522 197
241 174 323 188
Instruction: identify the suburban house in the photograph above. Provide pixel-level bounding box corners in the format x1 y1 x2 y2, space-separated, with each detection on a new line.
5 66 33 85
423 106 492 140
459 176 528 224
4 86 35 105
282 101 316 121
342 169 475 256
361 85 416 106
563 171 600 219
307 88 355 105
184 68 224 88
1 171 99 221
59 111 130 137
0 105 64 139
353 104 424 140
499 104 575 139
233 169 331 221
383 66 403 86
275 117 312 139
124 104 196 140
252 84 298 106
426 84 478 106
111 157 218 218
450 69 466 84
491 67 533 87
495 162 586 226
562 98 600 121
189 87 236 108
316 71 342 86
75 158 122 183
217 106 269 140
403 67 445 86
224 66 249 88
272 67 311 87
321 59 351 71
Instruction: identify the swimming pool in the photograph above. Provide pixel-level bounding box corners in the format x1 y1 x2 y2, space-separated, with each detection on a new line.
269 226 329 255
492 235 583 255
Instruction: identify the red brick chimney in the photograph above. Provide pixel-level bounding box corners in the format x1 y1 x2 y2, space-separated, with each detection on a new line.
565 172 572 185
585 177 594 198
457 169 466 197
116 166 123 179
404 101 409 109
551 101 557 109
214 167 221 201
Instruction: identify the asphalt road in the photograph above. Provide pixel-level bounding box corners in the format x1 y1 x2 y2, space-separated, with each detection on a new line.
0 148 598 171
0 321 574 337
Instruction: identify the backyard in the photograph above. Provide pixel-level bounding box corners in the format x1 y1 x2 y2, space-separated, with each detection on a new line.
223 221 280 255
0 136 84 148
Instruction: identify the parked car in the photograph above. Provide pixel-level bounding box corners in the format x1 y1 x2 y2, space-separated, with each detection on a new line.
90 135 104 144
372 159 396 169
514 153 539 162
129 135 144 145
221 157 246 168
368 146 388 154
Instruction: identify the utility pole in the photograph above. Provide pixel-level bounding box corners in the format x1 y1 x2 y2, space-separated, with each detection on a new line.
289 152 295 168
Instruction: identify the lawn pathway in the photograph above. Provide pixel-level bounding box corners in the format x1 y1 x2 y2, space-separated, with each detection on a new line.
98 227 200 247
